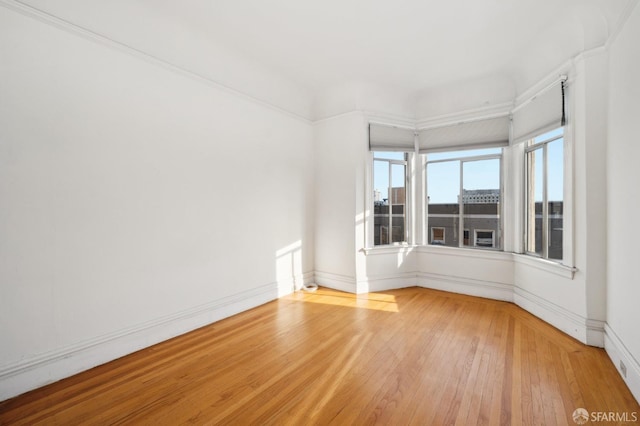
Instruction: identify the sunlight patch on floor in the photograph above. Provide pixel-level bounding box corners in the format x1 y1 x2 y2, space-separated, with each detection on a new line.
287 288 399 312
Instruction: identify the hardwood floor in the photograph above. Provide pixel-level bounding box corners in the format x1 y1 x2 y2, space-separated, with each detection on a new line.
1 287 638 425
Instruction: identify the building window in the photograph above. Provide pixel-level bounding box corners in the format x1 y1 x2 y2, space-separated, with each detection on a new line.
373 151 408 245
426 147 502 249
431 227 445 245
474 230 495 248
525 128 564 260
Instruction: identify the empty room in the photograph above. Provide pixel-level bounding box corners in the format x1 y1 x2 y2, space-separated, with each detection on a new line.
1 0 639 424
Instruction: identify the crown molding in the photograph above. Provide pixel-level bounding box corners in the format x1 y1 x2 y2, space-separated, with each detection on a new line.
311 109 364 125
0 0 313 124
416 101 513 130
606 0 640 49
361 110 417 128
5 0 637 128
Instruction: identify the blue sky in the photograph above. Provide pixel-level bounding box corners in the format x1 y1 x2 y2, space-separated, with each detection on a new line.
427 155 500 204
374 129 564 204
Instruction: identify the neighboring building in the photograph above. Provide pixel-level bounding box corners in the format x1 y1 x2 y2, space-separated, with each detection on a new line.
529 200 564 260
390 187 405 205
428 193 563 255
427 202 501 248
428 188 501 248
373 189 382 204
461 189 500 204
374 187 406 245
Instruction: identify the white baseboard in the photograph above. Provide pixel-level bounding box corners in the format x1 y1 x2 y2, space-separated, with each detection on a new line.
314 270 357 293
278 271 317 295
0 283 280 402
604 324 640 404
513 286 605 346
357 273 417 293
418 272 514 302
297 271 316 289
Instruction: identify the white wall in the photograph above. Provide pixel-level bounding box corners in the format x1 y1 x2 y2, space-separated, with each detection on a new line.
313 112 367 292
512 259 589 342
10 0 315 120
509 52 609 347
606 2 640 402
419 248 514 301
572 52 609 338
0 6 314 400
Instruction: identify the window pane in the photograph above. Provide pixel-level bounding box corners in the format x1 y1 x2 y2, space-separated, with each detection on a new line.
463 158 500 248
373 160 389 204
374 205 389 246
373 160 389 245
533 128 563 144
391 163 406 243
527 148 544 255
427 161 460 247
547 138 563 260
373 155 407 246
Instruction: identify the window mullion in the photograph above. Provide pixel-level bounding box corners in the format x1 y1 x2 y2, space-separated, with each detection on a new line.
542 144 549 258
388 160 393 245
405 154 410 244
459 160 464 248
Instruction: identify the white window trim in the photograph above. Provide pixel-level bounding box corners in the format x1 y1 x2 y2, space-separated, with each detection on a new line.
563 118 575 268
513 253 576 279
425 150 503 250
361 244 414 256
416 244 513 262
522 128 573 266
367 151 413 248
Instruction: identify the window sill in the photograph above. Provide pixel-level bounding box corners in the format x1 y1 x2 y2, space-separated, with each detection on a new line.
361 244 416 256
361 246 577 279
416 244 513 261
512 254 576 279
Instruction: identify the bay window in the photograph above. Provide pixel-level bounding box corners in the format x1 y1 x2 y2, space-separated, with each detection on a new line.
366 76 570 262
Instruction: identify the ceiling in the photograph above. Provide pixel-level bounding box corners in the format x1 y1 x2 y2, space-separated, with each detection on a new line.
12 0 636 119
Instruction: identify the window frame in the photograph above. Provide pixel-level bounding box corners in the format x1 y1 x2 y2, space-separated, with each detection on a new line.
524 130 564 260
425 149 503 250
371 151 411 246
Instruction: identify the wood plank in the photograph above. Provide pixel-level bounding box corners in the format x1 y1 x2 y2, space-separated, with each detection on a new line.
1 287 638 425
